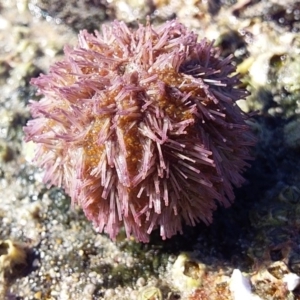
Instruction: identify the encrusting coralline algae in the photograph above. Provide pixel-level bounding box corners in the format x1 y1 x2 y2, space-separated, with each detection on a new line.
24 19 256 242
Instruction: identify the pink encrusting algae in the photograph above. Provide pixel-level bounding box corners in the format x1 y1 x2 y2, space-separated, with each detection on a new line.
24 19 256 242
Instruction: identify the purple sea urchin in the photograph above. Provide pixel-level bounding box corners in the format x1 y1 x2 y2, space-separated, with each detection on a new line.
24 19 256 242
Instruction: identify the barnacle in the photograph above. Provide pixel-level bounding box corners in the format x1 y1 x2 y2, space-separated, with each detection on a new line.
0 240 27 277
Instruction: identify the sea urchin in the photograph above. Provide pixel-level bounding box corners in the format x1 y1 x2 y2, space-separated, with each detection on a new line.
24 19 256 242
